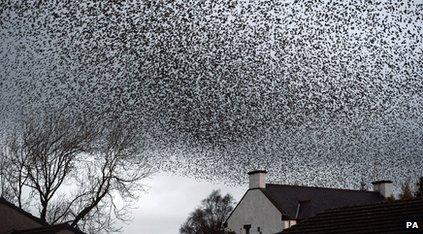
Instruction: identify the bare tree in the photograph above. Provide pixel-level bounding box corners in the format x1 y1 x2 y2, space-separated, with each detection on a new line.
415 177 423 199
23 112 98 222
0 134 30 208
359 178 367 191
68 122 150 232
0 110 150 233
180 190 235 234
399 181 414 200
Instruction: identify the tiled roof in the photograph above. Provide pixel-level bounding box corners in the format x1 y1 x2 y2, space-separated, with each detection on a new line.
262 184 386 220
281 199 423 234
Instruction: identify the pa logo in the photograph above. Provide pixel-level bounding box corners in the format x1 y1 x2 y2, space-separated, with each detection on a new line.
406 221 419 229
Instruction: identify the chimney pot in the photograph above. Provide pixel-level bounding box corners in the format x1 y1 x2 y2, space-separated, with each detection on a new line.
248 170 267 189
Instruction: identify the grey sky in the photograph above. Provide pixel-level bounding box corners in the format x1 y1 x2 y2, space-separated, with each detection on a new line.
123 173 245 234
1 0 422 187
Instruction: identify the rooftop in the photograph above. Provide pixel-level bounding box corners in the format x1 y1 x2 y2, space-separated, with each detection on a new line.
0 197 85 234
281 199 423 234
262 183 386 220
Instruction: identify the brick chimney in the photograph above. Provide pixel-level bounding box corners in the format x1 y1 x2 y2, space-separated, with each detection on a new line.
248 170 267 189
372 180 393 198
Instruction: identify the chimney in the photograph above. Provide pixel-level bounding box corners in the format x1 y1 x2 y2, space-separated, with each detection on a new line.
372 180 393 198
248 170 267 189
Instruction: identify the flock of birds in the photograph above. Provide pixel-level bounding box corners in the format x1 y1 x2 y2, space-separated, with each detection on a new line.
1 0 422 189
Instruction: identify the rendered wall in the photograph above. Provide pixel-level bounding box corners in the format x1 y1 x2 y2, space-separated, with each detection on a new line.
226 189 282 234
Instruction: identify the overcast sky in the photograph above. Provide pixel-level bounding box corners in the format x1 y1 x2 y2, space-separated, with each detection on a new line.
123 173 245 234
1 0 422 188
1 1 423 233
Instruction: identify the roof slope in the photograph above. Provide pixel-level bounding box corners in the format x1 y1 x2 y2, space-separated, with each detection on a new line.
262 184 385 219
0 197 48 226
12 223 86 234
281 199 423 234
0 197 85 234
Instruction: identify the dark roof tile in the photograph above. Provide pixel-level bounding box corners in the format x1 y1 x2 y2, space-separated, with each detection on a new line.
0 197 85 234
12 223 86 234
263 184 385 219
282 199 423 234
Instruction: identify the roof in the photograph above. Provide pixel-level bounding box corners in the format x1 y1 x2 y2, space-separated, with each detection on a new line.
0 197 85 234
281 199 423 234
262 184 386 220
0 196 48 226
12 223 86 234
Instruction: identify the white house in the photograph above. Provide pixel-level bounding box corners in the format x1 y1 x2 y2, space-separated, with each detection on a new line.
224 170 392 234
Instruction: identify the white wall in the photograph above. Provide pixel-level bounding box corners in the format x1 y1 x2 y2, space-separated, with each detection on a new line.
226 189 282 234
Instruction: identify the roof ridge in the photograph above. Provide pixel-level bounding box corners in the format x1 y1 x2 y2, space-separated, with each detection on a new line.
265 183 380 194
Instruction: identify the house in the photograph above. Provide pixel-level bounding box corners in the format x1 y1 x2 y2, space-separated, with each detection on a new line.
0 197 85 234
224 170 390 234
281 199 423 234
